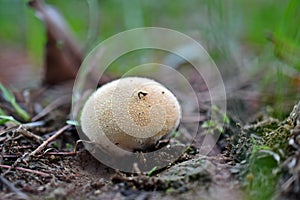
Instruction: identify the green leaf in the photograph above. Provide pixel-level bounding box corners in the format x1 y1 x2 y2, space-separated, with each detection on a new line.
223 113 230 124
147 166 158 177
0 83 30 121
258 150 281 164
171 131 180 138
52 141 58 148
11 100 30 121
0 83 15 102
217 126 224 133
66 120 80 126
65 143 73 149
201 120 217 128
0 115 21 125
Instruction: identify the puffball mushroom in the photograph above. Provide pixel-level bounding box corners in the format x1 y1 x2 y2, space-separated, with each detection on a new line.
80 77 181 152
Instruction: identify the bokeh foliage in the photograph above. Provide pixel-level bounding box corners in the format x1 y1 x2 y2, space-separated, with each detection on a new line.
0 0 299 115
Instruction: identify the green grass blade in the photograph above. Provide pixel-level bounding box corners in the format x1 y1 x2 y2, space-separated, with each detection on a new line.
11 99 30 121
66 120 80 126
0 83 30 121
0 115 21 125
0 83 15 102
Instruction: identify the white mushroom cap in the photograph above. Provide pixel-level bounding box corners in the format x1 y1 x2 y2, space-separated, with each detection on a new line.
80 77 181 152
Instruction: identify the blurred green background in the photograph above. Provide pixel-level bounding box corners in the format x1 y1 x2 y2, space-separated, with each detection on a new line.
0 0 300 118
0 0 296 61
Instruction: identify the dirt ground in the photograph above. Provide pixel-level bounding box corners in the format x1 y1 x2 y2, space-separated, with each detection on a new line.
0 133 242 200
0 64 243 199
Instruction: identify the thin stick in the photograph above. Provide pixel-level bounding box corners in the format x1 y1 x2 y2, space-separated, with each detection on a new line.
2 154 18 158
0 145 32 157
0 125 18 136
29 125 71 156
15 126 43 143
0 164 51 177
3 151 78 159
45 151 78 156
0 175 30 200
0 121 45 137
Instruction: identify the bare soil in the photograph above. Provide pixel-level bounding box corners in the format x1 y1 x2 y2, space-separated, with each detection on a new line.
0 111 242 200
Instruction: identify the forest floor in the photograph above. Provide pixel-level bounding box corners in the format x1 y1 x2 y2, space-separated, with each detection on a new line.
1 1 300 199
0 120 242 200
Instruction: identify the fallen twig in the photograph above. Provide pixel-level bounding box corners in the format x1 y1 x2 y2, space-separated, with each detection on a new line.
0 145 32 152
0 136 7 142
0 121 46 137
29 124 71 157
2 151 78 159
45 151 78 156
0 125 19 136
0 164 51 177
2 154 18 158
14 125 43 143
0 175 30 200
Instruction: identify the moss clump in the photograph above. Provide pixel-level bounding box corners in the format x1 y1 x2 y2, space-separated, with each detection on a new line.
228 101 300 200
280 102 300 199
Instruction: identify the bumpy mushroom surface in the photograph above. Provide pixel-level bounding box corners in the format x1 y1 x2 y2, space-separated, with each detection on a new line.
80 77 181 151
